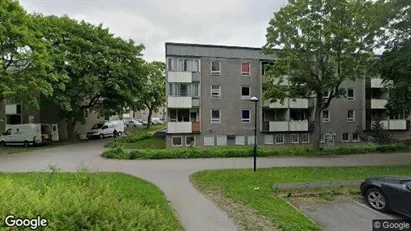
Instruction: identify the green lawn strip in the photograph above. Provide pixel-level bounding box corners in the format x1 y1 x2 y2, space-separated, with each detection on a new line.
0 172 182 231
0 140 85 155
121 138 166 149
190 166 411 231
102 144 411 159
106 125 166 148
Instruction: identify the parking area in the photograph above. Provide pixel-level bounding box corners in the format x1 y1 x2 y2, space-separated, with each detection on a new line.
297 200 403 231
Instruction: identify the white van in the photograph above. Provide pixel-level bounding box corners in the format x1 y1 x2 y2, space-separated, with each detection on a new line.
0 124 59 147
86 120 124 139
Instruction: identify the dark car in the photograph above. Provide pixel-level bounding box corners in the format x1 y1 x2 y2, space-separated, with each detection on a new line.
360 176 411 218
154 128 166 139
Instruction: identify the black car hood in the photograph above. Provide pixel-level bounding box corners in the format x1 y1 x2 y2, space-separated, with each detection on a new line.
366 176 411 184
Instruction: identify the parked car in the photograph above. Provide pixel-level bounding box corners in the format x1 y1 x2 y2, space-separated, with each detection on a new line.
0 124 59 147
123 119 142 127
360 176 411 218
138 119 148 126
159 118 166 124
86 120 124 139
154 128 166 139
151 119 159 125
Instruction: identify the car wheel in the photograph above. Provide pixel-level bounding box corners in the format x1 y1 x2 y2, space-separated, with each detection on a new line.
99 134 104 139
118 132 122 136
0 141 5 147
366 188 390 212
23 141 29 148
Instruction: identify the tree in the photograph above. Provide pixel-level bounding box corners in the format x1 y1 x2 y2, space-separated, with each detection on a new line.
34 15 146 140
132 61 166 129
378 0 411 115
0 0 61 128
263 0 384 149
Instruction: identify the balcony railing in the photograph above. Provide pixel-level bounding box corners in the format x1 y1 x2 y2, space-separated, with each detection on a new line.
371 120 407 130
264 98 309 109
370 99 387 109
167 121 201 133
168 72 193 83
268 120 309 132
168 96 192 108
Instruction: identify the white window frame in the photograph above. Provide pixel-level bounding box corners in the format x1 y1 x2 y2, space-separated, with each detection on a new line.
172 136 183 146
275 134 284 144
241 109 251 123
241 62 251 76
320 134 325 143
211 85 221 99
211 109 221 123
342 133 350 142
167 58 174 71
352 133 360 142
290 134 299 144
211 61 221 75
301 134 310 143
194 59 200 72
323 91 330 99
177 58 184 71
322 110 330 123
241 86 251 99
347 109 355 122
185 136 196 146
347 88 355 101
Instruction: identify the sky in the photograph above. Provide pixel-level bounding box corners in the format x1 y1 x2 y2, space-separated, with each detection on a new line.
19 0 288 62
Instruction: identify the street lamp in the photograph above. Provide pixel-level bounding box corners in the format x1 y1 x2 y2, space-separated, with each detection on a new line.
250 96 259 172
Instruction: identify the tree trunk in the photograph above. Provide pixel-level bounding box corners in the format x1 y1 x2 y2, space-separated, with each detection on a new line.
312 104 322 150
67 120 78 141
147 107 153 129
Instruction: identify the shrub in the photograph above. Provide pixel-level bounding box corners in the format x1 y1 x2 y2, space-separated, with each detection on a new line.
106 133 153 148
102 147 129 159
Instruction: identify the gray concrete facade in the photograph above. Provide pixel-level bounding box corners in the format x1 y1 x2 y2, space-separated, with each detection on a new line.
165 42 411 148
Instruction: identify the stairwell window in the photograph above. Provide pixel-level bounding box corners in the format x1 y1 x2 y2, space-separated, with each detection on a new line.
322 110 330 122
211 109 221 123
211 85 221 99
241 109 251 123
320 134 325 143
275 134 284 144
347 88 355 100
352 133 360 142
347 109 355 122
342 133 350 142
241 62 250 76
241 86 251 99
211 61 221 75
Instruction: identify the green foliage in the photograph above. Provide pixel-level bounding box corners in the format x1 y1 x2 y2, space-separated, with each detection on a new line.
101 144 411 160
370 120 394 144
0 0 63 108
263 0 385 148
0 172 183 231
107 133 153 148
191 165 411 231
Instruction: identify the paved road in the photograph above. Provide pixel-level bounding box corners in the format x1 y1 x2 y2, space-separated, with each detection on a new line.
1 141 411 231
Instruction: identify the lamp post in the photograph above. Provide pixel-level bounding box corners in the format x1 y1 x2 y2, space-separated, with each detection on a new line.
250 96 259 172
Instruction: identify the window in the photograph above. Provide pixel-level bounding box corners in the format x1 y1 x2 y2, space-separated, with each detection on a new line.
172 137 182 146
169 109 177 122
389 113 405 120
177 59 184 71
342 133 350 142
185 136 195 146
167 58 174 71
323 91 330 98
211 109 221 123
352 133 360 142
347 88 355 100
275 134 284 144
169 83 198 97
290 134 299 143
169 109 189 122
347 109 355 122
211 61 221 75
320 134 325 143
241 86 250 99
242 110 250 123
322 110 330 122
194 59 200 72
301 134 310 143
183 59 189 71
4 129 11 135
241 62 250 76
211 85 221 99
290 110 306 121
192 83 199 98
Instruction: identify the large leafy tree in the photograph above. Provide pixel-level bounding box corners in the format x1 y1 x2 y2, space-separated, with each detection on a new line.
34 15 145 140
133 61 166 128
0 0 60 129
378 0 411 114
263 0 384 149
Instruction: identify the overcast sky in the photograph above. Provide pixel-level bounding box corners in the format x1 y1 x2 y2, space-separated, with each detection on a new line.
19 0 288 61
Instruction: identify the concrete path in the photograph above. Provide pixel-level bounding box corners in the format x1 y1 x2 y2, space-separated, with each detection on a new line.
1 141 411 231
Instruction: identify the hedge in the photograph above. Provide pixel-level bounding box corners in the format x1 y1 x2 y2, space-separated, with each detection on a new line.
101 144 411 160
106 133 153 148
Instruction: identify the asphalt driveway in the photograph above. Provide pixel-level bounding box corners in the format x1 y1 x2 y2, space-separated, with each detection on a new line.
1 141 411 231
298 200 403 231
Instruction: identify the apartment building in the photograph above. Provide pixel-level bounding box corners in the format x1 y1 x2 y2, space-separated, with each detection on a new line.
165 42 410 147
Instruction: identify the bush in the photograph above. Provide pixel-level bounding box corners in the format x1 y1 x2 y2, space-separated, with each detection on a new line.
106 133 153 148
102 147 129 159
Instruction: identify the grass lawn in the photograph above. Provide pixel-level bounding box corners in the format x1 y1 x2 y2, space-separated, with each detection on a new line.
191 165 411 231
0 140 85 155
121 137 166 149
0 172 182 231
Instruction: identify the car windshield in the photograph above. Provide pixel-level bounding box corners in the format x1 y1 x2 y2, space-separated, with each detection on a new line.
400 179 411 184
92 123 104 129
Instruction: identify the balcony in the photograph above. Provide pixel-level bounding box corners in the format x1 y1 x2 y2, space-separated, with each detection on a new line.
5 104 18 115
269 120 309 132
268 100 288 109
168 72 193 83
370 78 392 88
372 120 407 130
167 122 201 133
289 120 309 131
168 96 192 108
290 99 308 108
370 99 387 109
